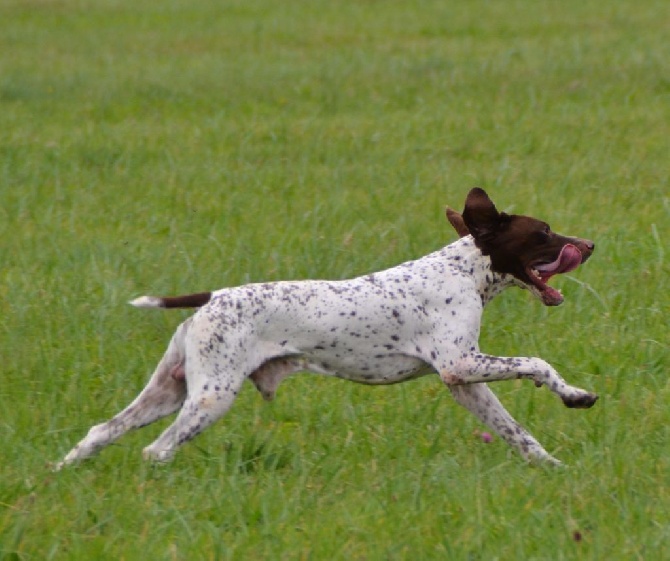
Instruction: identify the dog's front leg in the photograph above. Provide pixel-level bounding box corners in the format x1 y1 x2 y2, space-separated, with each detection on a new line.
448 384 561 465
441 353 598 409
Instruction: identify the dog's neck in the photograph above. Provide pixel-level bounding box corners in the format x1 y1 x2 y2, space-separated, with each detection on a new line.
440 236 516 306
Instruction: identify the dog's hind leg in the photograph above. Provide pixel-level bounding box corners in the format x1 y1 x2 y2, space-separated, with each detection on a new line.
54 322 190 470
141 363 247 463
448 384 561 465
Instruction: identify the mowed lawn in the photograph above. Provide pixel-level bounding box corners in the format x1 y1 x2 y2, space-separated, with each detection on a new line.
1 0 668 559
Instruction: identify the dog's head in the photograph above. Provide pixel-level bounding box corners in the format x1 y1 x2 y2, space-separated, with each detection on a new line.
446 188 594 306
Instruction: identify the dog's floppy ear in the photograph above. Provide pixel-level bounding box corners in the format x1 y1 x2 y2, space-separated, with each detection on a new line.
461 187 509 243
445 207 470 237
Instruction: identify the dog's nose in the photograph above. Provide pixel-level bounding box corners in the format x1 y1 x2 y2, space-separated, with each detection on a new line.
579 239 595 261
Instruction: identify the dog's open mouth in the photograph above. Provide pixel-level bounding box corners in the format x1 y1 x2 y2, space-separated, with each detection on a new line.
527 244 582 306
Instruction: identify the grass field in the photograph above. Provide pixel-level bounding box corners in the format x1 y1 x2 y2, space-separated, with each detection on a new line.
1 0 669 559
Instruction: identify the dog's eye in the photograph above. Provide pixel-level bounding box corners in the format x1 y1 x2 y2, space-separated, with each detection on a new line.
535 230 551 244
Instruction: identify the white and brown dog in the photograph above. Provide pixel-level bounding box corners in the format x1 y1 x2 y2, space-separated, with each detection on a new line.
56 188 597 469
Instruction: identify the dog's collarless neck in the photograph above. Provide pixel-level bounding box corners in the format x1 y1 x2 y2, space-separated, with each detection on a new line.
444 236 513 305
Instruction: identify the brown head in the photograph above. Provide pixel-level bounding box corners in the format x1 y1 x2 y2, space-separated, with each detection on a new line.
446 188 594 306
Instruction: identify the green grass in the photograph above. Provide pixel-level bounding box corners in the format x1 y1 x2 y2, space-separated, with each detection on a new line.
1 0 669 558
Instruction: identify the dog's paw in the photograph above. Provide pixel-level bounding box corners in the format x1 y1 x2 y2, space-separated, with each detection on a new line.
525 448 564 467
51 460 66 472
142 446 175 463
562 392 598 409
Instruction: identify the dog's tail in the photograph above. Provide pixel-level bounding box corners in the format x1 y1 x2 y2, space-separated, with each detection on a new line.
130 291 212 309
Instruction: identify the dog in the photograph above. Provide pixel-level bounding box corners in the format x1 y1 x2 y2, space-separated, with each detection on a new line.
55 188 597 469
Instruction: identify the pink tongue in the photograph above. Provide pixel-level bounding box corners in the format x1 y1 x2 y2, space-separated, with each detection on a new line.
536 244 581 278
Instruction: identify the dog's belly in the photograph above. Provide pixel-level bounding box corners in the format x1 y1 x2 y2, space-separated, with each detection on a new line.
302 352 433 385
